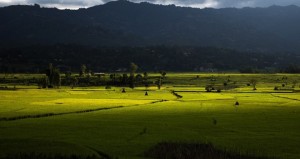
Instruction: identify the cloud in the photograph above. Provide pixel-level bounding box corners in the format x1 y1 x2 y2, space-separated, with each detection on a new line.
0 0 300 9
0 0 26 6
0 0 106 9
26 0 106 9
141 0 300 8
188 0 220 8
136 0 220 8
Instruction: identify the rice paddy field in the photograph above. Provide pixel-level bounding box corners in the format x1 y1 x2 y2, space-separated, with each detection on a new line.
0 73 300 159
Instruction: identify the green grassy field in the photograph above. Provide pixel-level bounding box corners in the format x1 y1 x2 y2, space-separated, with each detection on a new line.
0 73 300 159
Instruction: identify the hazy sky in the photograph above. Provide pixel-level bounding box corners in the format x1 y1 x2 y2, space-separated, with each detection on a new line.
0 0 300 9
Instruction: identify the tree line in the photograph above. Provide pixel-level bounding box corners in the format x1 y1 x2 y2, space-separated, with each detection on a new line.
38 63 167 90
1 45 300 73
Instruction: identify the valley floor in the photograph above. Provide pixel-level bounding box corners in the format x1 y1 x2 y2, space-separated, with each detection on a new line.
0 73 300 159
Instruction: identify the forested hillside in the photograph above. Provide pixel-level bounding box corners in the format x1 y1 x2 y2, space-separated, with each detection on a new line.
1 45 299 73
1 1 300 53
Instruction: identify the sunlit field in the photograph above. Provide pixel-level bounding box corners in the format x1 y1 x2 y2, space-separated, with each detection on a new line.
0 73 300 159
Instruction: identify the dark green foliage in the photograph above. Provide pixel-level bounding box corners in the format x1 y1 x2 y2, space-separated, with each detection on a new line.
142 72 149 90
121 74 128 85
38 76 49 88
156 78 162 90
109 74 116 85
80 65 87 77
143 72 148 79
249 79 258 90
135 74 143 82
45 63 54 86
130 63 138 77
128 63 138 89
159 71 167 79
283 65 300 73
205 86 212 92
71 77 78 89
64 72 72 85
45 63 61 88
240 67 260 73
0 45 298 73
292 80 298 88
53 71 61 88
129 76 135 89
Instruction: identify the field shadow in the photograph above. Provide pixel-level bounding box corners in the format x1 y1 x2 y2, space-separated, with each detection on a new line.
0 139 110 159
144 142 274 159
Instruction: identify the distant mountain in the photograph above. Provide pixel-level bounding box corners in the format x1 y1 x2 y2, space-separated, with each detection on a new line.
1 1 300 53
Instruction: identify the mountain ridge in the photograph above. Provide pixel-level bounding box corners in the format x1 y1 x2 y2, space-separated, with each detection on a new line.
1 0 300 53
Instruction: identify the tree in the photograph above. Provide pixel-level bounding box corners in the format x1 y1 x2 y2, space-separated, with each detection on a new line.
46 63 54 86
292 80 298 88
135 74 143 82
284 65 300 73
65 71 72 79
39 76 49 88
80 64 87 77
205 85 213 92
160 71 167 79
53 69 61 88
129 63 138 89
156 77 162 90
249 79 257 90
65 71 72 85
130 62 138 77
121 74 129 85
144 81 150 91
110 74 116 85
45 63 61 88
143 72 148 80
71 77 78 89
143 72 149 90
